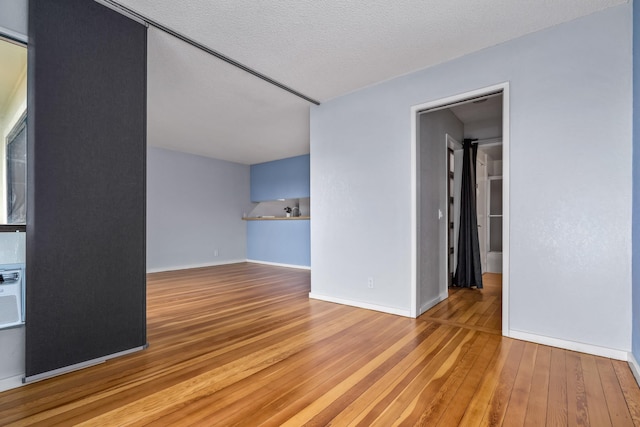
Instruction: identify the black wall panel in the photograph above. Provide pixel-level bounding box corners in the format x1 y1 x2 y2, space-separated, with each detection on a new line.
26 0 147 379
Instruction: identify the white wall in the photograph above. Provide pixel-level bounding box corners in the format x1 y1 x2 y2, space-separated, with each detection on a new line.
147 147 251 272
418 109 462 313
0 0 28 43
464 119 501 140
311 4 632 353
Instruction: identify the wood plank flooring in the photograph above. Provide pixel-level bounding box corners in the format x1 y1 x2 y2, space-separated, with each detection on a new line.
0 263 638 426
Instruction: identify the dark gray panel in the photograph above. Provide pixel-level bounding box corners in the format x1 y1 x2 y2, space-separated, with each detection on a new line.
26 0 147 378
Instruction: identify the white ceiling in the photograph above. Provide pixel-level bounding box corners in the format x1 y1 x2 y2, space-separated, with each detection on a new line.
147 28 311 165
449 95 503 160
117 0 626 164
449 95 503 126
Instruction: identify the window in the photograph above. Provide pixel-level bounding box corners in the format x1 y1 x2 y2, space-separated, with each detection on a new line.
0 35 27 227
6 115 26 224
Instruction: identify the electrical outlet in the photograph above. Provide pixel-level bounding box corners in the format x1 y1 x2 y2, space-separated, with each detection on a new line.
367 277 374 289
214 249 219 257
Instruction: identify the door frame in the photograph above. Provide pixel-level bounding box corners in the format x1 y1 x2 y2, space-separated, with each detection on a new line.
446 134 462 288
410 82 511 337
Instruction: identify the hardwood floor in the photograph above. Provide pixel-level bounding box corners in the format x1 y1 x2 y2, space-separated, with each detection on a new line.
0 263 638 426
422 273 503 335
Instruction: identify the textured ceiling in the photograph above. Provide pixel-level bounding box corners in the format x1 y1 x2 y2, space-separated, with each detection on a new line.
449 95 503 126
117 0 626 164
147 28 311 165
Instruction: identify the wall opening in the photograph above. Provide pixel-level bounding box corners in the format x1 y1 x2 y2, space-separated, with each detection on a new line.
411 83 510 336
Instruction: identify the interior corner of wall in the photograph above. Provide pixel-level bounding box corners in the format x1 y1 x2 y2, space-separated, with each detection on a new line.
628 352 640 386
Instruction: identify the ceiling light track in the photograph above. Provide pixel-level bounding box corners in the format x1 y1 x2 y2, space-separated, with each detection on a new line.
94 0 321 106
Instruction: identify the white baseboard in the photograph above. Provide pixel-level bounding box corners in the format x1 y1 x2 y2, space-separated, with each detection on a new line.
508 330 628 361
146 259 247 274
628 353 640 387
308 293 411 317
0 374 24 392
418 292 448 317
247 259 311 270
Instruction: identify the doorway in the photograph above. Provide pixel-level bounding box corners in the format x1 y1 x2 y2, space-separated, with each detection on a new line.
410 83 510 336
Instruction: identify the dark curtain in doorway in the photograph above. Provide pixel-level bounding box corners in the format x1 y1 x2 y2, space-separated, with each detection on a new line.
454 139 483 288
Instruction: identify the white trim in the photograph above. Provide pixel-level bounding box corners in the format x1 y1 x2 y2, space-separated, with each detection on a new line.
509 330 628 361
0 374 24 392
309 293 411 317
444 134 458 298
147 259 311 274
443 133 448 298
418 292 448 317
146 259 247 274
410 105 418 318
476 137 503 146
24 344 146 384
628 353 640 387
0 26 27 44
410 82 510 330
247 259 311 270
501 84 510 337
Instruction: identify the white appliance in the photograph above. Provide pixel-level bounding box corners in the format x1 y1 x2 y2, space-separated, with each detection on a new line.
0 265 24 329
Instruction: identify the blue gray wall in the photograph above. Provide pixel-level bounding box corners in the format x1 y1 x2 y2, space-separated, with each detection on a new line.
251 154 310 201
248 155 310 267
311 4 632 353
247 220 310 267
633 0 640 362
147 147 251 272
